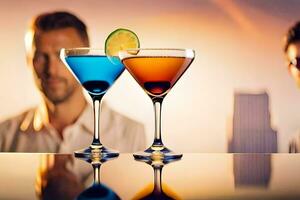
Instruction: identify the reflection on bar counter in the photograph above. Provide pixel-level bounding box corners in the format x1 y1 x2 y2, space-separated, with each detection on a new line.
0 154 300 199
132 157 180 200
35 154 120 200
233 154 271 188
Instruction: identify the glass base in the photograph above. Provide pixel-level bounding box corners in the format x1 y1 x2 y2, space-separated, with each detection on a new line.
74 145 119 161
133 146 182 161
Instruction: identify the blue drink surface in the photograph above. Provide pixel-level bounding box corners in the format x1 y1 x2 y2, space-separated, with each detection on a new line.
65 55 124 96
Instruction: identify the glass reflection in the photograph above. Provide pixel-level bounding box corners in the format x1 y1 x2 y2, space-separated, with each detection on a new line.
75 153 120 200
35 154 120 200
233 154 272 188
133 157 181 200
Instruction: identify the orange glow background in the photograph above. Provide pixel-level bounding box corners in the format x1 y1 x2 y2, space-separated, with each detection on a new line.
1 0 300 152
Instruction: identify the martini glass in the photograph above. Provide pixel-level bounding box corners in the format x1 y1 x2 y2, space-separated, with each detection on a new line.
60 48 124 159
119 48 195 161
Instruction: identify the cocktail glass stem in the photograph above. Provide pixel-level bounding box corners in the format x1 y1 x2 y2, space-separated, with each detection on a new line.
152 97 164 148
93 163 101 184
153 166 163 194
91 95 103 148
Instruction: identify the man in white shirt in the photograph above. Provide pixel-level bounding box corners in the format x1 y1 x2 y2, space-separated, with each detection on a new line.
0 11 146 153
284 21 300 153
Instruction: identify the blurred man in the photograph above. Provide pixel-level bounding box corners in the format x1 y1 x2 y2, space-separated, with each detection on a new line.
0 11 146 152
284 21 300 153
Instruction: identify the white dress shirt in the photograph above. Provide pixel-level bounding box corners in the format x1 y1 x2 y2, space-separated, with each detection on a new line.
0 102 146 153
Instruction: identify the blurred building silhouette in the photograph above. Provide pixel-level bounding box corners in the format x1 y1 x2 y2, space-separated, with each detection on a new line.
233 154 271 188
228 92 277 153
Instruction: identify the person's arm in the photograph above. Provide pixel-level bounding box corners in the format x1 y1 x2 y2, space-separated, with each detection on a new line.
289 131 300 153
289 139 299 153
0 122 4 151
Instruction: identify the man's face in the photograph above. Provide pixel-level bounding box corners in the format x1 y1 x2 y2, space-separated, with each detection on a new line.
29 28 86 104
286 41 300 88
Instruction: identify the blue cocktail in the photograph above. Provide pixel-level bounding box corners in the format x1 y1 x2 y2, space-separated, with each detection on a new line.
60 48 124 158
